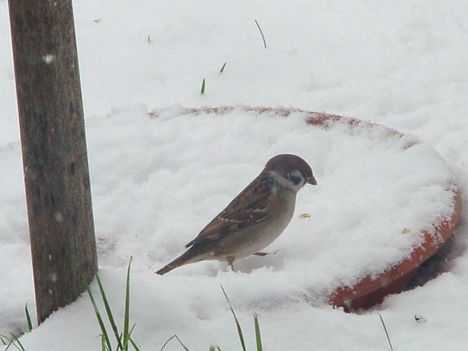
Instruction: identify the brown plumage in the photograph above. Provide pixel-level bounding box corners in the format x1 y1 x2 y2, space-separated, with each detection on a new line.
156 154 316 275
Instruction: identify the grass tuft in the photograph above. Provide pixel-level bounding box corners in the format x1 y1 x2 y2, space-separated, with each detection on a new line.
95 271 124 349
377 312 394 351
254 19 267 48
87 282 112 350
220 285 246 351
86 258 139 351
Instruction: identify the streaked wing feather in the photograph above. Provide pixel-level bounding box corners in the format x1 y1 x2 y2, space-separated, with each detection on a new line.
186 172 273 247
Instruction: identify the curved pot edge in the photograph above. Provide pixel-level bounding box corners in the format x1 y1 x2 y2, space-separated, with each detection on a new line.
330 189 461 310
149 105 462 310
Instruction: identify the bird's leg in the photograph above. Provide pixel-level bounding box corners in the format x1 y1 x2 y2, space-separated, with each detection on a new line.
254 250 279 256
227 256 236 272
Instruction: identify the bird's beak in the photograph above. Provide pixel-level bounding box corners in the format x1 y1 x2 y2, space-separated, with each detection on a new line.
306 176 317 185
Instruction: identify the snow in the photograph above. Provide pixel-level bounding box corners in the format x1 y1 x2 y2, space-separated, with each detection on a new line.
1 0 468 350
88 107 454 293
41 54 55 65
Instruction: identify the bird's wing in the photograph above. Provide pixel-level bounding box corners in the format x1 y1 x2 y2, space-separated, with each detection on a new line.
185 172 274 247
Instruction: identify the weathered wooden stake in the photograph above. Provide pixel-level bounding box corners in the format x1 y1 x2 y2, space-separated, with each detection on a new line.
8 0 98 323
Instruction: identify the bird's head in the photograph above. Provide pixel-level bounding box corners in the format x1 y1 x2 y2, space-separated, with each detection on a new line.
264 154 317 192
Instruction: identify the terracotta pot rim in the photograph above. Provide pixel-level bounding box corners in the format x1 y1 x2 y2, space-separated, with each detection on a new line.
149 105 462 310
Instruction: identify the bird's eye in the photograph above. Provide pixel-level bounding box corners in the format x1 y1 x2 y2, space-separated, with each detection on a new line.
288 171 304 186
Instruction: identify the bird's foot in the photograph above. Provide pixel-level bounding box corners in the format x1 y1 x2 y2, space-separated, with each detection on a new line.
227 256 236 272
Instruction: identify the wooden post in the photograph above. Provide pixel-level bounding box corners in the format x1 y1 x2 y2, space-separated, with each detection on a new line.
8 0 98 323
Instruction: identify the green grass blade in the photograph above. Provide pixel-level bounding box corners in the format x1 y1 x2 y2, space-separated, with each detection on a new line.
0 335 22 351
128 324 136 337
100 334 112 351
13 335 26 351
0 334 15 351
129 337 140 351
1 338 12 351
175 335 190 351
122 257 133 350
219 62 227 73
200 78 206 94
4 333 26 351
86 285 112 351
24 304 33 332
160 334 190 351
377 313 394 351
3 338 15 351
220 285 246 351
95 273 123 350
160 335 176 351
128 324 141 350
254 313 263 351
99 334 104 351
254 19 267 48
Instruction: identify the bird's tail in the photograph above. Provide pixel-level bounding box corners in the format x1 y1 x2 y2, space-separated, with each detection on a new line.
155 249 200 275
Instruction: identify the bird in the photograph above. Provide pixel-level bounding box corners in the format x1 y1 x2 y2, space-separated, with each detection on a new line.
156 154 317 275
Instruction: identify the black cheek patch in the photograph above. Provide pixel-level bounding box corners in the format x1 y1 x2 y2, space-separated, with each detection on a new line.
289 173 303 185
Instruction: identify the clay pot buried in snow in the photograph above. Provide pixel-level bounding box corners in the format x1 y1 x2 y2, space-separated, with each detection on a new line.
306 112 462 311
149 106 462 311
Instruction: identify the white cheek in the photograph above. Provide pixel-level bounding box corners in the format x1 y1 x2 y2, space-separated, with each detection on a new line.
294 183 304 192
272 184 278 195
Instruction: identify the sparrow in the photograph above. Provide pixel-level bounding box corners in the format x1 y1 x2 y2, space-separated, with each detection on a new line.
156 154 317 275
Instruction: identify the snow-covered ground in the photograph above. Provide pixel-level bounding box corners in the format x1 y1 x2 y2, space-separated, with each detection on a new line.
1 1 468 350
